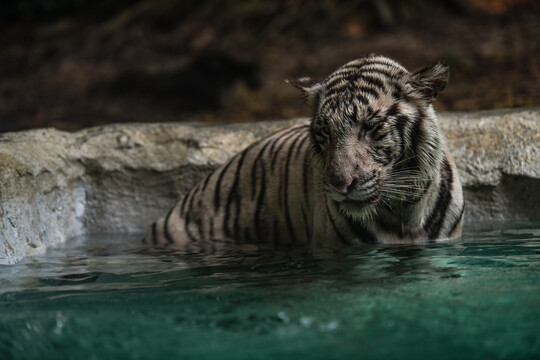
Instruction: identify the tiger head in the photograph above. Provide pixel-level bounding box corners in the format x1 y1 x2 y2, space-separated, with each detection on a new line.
289 55 449 220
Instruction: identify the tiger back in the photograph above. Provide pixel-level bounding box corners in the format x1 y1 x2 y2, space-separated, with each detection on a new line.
146 55 464 248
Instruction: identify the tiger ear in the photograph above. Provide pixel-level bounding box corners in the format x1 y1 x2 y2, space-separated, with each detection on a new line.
287 77 322 106
409 62 449 101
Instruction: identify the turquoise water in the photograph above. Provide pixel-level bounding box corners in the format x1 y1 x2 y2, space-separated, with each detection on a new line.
1 222 539 360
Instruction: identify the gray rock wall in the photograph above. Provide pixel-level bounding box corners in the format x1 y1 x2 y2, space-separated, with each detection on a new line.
1 108 539 264
444 109 540 222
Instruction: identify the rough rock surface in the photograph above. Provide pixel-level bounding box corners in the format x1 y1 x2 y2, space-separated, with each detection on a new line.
1 108 539 264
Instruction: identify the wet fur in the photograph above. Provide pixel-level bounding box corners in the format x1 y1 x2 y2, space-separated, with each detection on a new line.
146 55 464 248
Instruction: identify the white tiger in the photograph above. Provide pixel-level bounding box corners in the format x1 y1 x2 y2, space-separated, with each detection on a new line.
145 55 464 249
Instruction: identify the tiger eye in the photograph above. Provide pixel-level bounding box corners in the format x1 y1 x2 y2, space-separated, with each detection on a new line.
318 126 330 141
367 120 377 129
359 120 374 139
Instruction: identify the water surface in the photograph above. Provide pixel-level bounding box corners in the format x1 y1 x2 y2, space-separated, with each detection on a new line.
1 221 539 359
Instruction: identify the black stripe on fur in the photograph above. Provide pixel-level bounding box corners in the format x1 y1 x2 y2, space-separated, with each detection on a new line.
447 203 465 238
213 158 235 211
326 202 350 246
251 139 273 200
356 74 385 92
163 207 175 244
270 131 298 172
424 158 453 240
253 156 267 238
225 151 248 238
349 220 378 244
282 131 304 244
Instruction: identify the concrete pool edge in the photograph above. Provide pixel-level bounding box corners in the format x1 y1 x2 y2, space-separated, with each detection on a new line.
1 108 539 264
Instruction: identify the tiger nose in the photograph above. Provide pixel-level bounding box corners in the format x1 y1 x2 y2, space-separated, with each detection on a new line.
327 176 354 194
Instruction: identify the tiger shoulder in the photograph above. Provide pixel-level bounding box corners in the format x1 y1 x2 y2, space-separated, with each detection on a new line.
146 54 464 248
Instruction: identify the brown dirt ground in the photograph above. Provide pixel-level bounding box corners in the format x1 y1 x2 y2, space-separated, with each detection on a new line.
1 0 538 132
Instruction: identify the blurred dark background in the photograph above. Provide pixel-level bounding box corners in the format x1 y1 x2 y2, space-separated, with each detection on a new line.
1 0 538 132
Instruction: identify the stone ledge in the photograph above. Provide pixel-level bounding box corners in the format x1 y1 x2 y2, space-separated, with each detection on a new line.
1 108 539 264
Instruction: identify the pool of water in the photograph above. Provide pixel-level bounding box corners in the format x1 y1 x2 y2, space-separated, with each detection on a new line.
1 221 539 359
